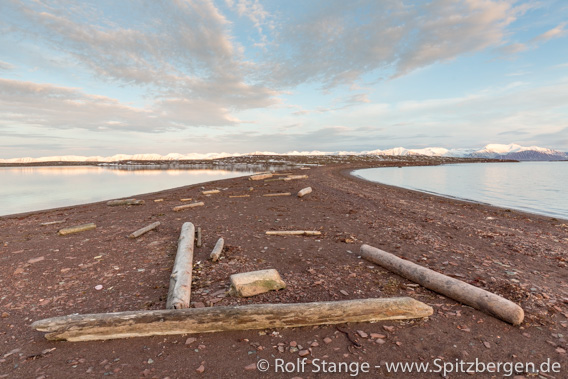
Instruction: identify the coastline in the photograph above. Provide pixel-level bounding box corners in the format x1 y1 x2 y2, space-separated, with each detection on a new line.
1 159 566 378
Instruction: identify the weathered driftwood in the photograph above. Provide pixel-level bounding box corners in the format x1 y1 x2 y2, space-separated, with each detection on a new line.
264 178 286 183
229 269 286 297
229 195 250 198
153 199 164 202
202 190 220 195
40 220 66 226
172 202 204 212
210 238 224 262
196 227 202 248
284 175 308 181
266 230 321 236
297 187 312 198
180 198 192 202
263 193 292 197
31 297 433 341
249 173 273 181
58 223 96 236
166 223 195 309
107 199 145 206
360 244 524 325
128 221 160 239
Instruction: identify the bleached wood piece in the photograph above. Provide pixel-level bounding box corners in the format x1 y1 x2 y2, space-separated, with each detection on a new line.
284 175 308 181
249 173 273 181
360 244 524 325
297 187 312 198
229 195 250 198
202 190 220 195
209 238 225 262
196 227 202 248
40 220 66 226
172 202 204 212
107 199 145 206
128 221 160 239
166 222 195 309
263 193 292 197
154 199 164 202
265 230 321 236
31 297 433 341
180 198 192 202
58 223 96 236
264 178 286 182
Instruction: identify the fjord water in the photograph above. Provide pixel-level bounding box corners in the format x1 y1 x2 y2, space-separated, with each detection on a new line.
0 166 254 217
354 162 568 220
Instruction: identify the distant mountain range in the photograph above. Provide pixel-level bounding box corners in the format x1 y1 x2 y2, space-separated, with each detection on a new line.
1 143 566 164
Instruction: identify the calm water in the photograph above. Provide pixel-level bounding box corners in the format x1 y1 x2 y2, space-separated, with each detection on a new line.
354 162 568 220
0 166 256 216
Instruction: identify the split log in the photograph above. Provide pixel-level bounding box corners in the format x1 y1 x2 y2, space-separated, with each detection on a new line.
172 202 204 212
166 222 195 309
210 238 224 262
107 199 145 206
266 230 321 236
180 198 192 202
58 223 96 236
249 173 273 181
297 187 312 198
229 195 250 198
128 221 160 239
284 175 308 181
31 297 433 341
196 227 202 248
263 193 292 197
202 190 220 195
360 244 524 325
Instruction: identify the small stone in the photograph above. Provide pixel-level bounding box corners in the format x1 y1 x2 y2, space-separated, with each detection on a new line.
340 290 349 296
289 341 297 347
147 359 154 364
310 342 319 347
229 269 286 297
370 333 386 339
185 337 197 345
290 347 298 353
1 312 9 318
198 345 206 350
244 363 256 371
356 330 368 338
196 365 205 373
483 341 491 349
323 337 333 344
376 338 386 344
192 302 205 308
298 350 310 357
95 285 103 290
383 326 395 332
556 347 566 354
28 256 45 264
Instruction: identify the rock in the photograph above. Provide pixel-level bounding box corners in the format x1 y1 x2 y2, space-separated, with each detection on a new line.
185 337 197 345
370 333 386 339
28 256 45 264
244 363 257 370
357 330 368 338
556 347 566 354
323 337 333 344
376 338 386 344
228 269 286 297
1 312 9 318
483 341 491 349
290 341 297 347
340 290 349 296
298 350 310 357
383 326 395 332
311 342 319 347
196 365 205 373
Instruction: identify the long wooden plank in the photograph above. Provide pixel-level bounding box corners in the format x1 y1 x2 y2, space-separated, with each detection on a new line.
360 244 524 325
166 222 195 309
31 297 433 342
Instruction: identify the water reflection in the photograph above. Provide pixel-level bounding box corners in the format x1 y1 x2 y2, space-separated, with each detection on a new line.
0 166 262 216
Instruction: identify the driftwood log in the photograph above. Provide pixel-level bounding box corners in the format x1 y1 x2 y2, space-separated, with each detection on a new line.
172 202 204 212
166 223 195 309
360 244 524 325
202 190 220 195
249 173 272 181
229 195 250 198
31 297 433 341
266 230 321 236
263 193 292 197
210 238 224 262
128 221 160 239
107 199 144 206
58 223 96 236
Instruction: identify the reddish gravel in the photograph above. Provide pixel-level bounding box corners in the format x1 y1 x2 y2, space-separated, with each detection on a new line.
0 159 567 378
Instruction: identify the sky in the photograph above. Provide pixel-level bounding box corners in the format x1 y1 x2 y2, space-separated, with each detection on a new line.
0 0 567 158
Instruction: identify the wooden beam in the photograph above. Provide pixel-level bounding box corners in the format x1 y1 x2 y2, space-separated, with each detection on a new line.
210 238 224 262
166 222 195 309
172 202 204 212
31 297 433 342
128 221 160 239
263 193 291 197
360 244 524 325
266 230 321 236
107 199 144 206
58 223 96 236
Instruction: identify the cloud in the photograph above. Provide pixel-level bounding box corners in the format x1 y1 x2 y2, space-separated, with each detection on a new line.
262 0 522 88
0 60 15 70
532 22 567 43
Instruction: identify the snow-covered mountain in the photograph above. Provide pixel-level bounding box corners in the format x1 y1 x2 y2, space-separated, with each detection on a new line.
1 144 566 164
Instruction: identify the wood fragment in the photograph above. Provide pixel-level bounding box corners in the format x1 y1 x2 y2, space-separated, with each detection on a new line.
40 220 66 226
180 198 193 202
266 230 321 236
263 193 292 197
209 238 225 262
284 175 308 181
196 227 202 248
202 190 220 195
249 173 273 181
128 221 160 239
360 244 524 325
264 178 286 183
31 297 433 341
58 223 96 236
297 187 312 198
153 199 164 202
106 199 145 206
229 195 250 198
172 202 204 212
166 222 195 309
